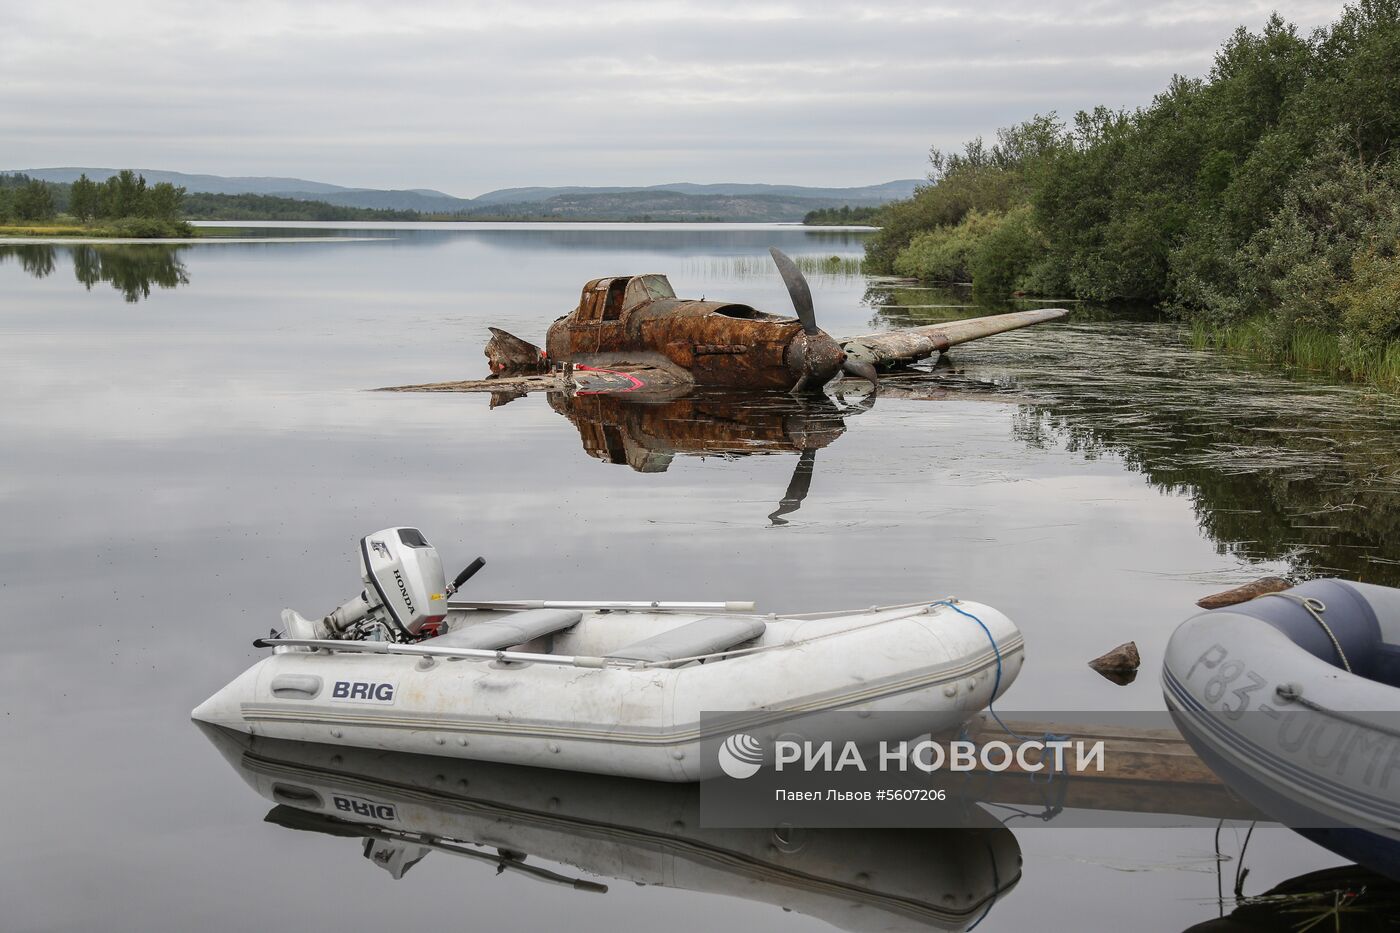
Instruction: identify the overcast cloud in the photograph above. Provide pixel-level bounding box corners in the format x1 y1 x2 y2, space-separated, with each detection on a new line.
1 0 1347 195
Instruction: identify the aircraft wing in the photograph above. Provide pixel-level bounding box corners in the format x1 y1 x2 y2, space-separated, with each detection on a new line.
839 307 1069 369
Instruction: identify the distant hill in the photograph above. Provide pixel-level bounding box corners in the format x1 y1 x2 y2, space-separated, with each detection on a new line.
471 180 921 205
275 188 473 212
17 167 353 196
15 168 468 211
466 190 883 222
10 167 918 220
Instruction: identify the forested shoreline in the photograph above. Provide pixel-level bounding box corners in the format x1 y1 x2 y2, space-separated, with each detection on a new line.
864 0 1400 388
802 205 881 225
181 192 419 221
2 175 900 227
0 171 421 232
0 170 193 236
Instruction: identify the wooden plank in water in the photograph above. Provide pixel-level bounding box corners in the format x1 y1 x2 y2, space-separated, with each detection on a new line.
965 719 1265 821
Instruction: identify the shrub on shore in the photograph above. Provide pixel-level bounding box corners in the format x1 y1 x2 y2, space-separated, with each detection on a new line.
0 218 193 238
865 0 1400 386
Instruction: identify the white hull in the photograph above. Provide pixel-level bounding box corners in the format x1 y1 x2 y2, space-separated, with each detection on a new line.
195 600 1024 782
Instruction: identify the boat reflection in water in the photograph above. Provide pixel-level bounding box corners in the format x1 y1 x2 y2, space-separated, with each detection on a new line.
1183 863 1400 932
200 724 1021 932
547 389 869 525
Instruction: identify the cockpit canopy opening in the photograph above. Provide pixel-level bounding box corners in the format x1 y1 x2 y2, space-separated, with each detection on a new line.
711 304 759 319
603 279 628 321
579 274 677 323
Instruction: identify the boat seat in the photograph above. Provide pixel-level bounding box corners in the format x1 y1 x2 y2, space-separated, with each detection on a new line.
431 609 582 651
607 617 766 664
1349 581 1400 688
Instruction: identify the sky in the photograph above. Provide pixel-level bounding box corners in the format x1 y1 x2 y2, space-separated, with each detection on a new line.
1 0 1349 196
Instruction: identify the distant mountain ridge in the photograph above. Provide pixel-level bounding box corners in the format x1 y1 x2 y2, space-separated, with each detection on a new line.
275 188 473 212
17 167 372 196
12 167 919 218
470 180 921 205
462 190 888 222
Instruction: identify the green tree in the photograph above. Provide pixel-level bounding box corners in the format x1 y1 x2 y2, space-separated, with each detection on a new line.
100 169 147 219
968 205 1048 299
865 114 1066 274
69 174 100 222
14 180 56 221
142 182 185 220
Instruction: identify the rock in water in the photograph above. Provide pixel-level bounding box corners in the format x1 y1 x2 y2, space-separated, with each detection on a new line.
1195 576 1292 609
1089 641 1141 685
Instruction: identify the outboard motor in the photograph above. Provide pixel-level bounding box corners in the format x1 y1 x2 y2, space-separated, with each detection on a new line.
288 527 485 643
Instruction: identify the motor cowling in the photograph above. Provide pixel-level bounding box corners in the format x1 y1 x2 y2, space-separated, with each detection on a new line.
321 527 449 641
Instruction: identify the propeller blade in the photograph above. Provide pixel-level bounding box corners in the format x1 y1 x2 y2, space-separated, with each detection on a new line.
768 449 817 526
769 247 819 336
841 358 880 390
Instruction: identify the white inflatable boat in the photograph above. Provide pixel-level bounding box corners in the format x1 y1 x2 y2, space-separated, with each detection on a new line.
193 527 1025 782
201 726 1021 932
1163 578 1400 879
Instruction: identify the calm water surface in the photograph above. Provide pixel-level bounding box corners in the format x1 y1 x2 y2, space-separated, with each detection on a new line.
4 223 1399 931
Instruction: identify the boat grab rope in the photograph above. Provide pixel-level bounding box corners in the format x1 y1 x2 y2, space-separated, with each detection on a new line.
1258 593 1353 674
932 599 1069 788
1271 683 1400 737
634 602 1017 669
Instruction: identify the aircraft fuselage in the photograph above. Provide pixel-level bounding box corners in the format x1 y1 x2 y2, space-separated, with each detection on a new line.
544 274 845 391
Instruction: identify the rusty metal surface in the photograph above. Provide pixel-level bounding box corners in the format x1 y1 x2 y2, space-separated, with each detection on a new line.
842 307 1070 370
484 327 547 374
544 275 845 390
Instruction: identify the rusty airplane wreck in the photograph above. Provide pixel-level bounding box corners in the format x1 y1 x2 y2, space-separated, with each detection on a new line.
384 248 1068 397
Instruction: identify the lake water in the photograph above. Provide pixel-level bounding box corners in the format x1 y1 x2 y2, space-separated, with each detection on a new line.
4 223 1398 931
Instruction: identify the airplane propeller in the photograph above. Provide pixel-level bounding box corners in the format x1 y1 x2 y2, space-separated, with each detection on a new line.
768 247 879 391
767 393 874 525
768 449 816 526
768 247 820 336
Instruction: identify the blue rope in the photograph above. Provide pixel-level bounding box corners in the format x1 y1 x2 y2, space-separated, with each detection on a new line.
931 599 1031 741
932 599 1070 785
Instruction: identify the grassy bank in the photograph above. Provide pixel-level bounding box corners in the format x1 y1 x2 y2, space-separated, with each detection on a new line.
1190 318 1400 390
0 218 196 238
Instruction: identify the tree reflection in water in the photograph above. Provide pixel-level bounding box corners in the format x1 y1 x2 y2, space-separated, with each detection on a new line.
866 285 1400 586
0 243 189 302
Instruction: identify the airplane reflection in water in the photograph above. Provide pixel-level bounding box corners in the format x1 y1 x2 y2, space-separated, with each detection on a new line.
200 725 1021 933
548 389 862 525
542 378 1002 525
